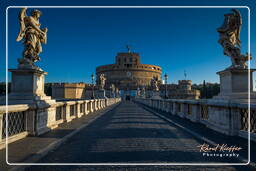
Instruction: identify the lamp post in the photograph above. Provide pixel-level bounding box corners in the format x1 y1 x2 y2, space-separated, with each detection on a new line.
164 73 168 99
91 73 95 99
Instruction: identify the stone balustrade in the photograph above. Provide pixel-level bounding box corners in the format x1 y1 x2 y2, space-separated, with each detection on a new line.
135 98 256 142
0 98 121 149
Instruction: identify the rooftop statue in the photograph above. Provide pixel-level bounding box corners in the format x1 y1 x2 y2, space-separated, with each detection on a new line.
110 84 115 93
99 74 106 90
142 87 146 96
136 87 141 96
16 8 48 69
115 87 120 95
151 77 159 91
217 9 251 69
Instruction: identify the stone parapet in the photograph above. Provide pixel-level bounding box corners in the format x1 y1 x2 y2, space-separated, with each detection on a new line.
0 97 121 149
134 98 256 142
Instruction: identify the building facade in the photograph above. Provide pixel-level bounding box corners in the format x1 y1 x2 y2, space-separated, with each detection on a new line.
159 80 200 99
51 51 200 100
51 83 95 99
96 52 162 90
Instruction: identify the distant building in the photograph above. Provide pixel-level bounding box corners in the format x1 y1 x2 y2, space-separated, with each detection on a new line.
159 80 200 99
51 49 200 100
96 51 162 91
51 83 95 99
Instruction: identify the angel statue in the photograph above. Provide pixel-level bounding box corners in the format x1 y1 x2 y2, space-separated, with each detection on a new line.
136 87 141 96
16 8 48 69
217 9 251 69
110 84 115 96
141 86 146 96
99 74 106 90
151 77 159 91
115 87 120 97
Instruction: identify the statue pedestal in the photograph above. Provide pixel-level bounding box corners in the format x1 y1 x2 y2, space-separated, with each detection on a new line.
96 89 107 99
151 91 162 99
213 68 256 103
0 68 57 135
6 68 55 105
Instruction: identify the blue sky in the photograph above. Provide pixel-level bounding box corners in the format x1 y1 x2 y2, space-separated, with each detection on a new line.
0 0 256 86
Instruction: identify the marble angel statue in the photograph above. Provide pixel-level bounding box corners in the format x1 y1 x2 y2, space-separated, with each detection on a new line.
16 8 48 67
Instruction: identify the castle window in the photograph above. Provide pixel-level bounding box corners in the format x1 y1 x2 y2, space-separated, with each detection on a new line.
124 58 126 63
130 58 132 62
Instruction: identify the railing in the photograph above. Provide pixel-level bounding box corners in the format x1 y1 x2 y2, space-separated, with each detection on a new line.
177 103 181 113
0 105 29 149
56 106 63 121
0 98 121 149
187 104 192 115
80 103 84 114
134 98 256 142
2 111 26 139
240 108 256 133
200 104 208 120
70 105 75 116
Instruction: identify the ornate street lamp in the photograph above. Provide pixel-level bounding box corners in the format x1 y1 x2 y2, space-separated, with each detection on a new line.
91 73 95 99
164 73 168 99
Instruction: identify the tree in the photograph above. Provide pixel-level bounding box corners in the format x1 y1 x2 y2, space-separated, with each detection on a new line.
192 82 220 99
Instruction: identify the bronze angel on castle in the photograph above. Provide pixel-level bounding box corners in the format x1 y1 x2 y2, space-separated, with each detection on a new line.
16 8 48 68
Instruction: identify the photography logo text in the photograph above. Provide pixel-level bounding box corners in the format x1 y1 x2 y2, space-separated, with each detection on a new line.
197 143 242 158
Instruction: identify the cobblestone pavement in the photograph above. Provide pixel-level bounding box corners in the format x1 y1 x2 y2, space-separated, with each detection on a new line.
139 103 256 163
0 103 119 171
26 101 255 171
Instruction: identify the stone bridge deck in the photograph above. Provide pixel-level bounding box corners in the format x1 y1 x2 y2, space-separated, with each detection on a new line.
1 101 256 171
26 101 255 170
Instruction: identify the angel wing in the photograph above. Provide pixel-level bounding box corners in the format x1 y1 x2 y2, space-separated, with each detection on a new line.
232 9 242 47
16 8 27 42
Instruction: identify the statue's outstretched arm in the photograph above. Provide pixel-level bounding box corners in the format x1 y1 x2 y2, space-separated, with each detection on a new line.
16 8 27 42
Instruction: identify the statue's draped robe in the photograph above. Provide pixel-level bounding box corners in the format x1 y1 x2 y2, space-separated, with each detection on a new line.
23 17 42 61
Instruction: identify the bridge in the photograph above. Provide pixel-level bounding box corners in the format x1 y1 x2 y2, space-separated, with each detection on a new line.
1 6 256 171
0 97 255 170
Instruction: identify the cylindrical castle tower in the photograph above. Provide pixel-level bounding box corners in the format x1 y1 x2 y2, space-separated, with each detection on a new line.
96 51 162 90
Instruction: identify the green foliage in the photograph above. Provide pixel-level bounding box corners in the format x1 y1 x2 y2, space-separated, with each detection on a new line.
44 83 52 96
0 82 10 95
192 81 220 99
0 82 52 96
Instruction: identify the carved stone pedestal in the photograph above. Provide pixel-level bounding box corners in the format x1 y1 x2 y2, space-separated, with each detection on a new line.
213 68 256 103
1 68 57 135
7 69 55 105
